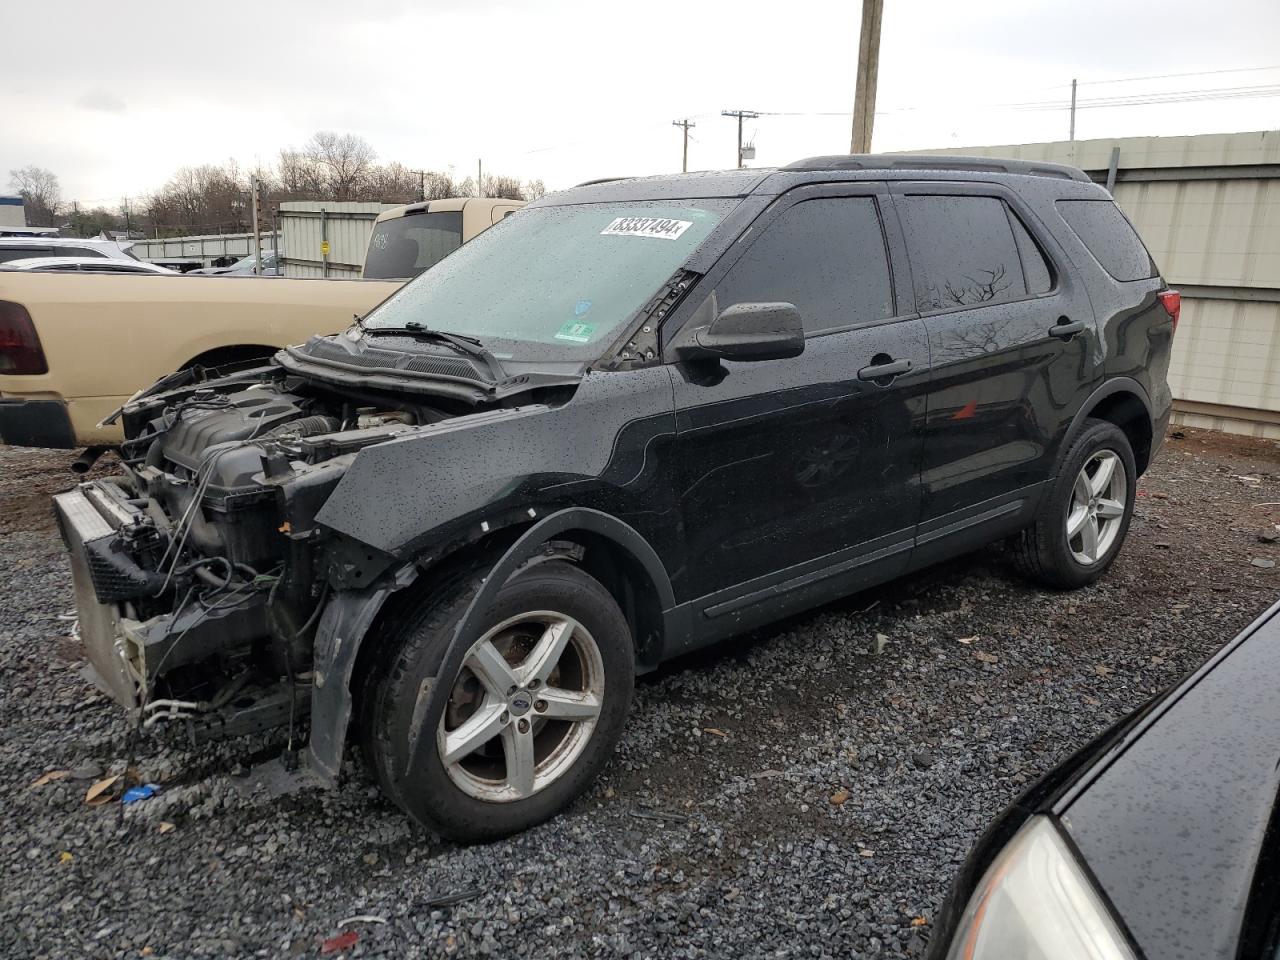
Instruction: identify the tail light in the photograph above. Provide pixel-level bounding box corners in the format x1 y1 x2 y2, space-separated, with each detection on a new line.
0 300 48 375
1158 289 1181 333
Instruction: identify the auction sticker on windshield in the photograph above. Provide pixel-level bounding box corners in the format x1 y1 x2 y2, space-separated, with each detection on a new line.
555 321 596 343
600 217 692 240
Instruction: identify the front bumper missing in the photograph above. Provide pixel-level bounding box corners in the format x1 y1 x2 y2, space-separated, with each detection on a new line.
54 484 272 716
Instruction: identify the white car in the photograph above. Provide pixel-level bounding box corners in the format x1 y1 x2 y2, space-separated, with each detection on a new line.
190 250 281 276
0 236 140 264
0 256 177 275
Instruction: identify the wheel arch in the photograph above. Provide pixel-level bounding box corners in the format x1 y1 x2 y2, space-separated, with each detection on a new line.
179 343 280 371
309 507 676 783
1063 378 1156 477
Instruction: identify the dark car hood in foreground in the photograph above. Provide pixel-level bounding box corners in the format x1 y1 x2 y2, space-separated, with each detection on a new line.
1056 602 1280 960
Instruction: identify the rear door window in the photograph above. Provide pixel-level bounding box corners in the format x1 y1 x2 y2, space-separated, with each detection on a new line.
0 247 53 263
1056 200 1155 281
897 195 1030 312
364 211 464 279
715 197 895 335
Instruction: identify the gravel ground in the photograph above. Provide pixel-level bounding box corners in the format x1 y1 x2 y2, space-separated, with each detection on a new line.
2 427 1279 959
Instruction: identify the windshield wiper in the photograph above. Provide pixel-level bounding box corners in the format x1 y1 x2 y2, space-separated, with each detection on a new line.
364 322 504 379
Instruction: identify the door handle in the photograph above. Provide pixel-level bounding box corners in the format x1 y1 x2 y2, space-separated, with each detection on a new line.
857 357 913 383
1049 317 1086 339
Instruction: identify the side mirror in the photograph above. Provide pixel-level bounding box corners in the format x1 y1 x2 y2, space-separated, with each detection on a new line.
677 302 805 363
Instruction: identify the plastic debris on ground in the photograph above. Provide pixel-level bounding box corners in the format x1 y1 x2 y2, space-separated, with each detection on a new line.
122 784 160 805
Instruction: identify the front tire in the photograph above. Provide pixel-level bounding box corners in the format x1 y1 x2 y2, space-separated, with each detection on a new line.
1013 418 1137 589
362 561 634 843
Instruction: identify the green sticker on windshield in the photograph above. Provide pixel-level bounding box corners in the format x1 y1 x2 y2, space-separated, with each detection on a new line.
555 321 595 343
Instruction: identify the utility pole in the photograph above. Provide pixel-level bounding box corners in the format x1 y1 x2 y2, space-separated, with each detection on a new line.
250 174 262 276
849 0 884 154
477 158 483 198
721 110 759 168
673 118 696 172
412 169 426 202
122 197 131 238
1069 78 1078 142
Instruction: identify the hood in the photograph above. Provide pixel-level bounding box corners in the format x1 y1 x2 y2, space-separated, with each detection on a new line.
277 332 584 405
1057 602 1280 960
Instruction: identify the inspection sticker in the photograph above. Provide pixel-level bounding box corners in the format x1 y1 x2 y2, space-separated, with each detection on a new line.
555 321 596 343
600 216 692 240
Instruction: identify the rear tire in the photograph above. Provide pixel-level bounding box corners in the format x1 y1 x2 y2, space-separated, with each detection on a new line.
361 560 634 843
1013 418 1136 589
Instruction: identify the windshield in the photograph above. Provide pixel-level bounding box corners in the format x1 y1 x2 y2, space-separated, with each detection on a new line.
362 200 732 360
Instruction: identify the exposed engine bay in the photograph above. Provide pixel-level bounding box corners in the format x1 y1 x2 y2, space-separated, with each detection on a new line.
52 336 575 747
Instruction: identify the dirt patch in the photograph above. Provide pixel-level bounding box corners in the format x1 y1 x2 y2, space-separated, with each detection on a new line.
0 445 117 536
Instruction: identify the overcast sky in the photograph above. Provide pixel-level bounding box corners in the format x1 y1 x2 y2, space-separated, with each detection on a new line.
3 0 1279 205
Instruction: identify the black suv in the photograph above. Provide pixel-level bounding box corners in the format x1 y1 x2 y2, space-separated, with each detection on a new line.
53 156 1176 841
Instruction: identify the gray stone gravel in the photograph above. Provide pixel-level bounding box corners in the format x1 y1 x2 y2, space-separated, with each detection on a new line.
2 429 1278 959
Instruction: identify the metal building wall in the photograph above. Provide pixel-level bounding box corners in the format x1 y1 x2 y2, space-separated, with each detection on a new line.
277 202 398 279
128 232 258 267
910 130 1280 436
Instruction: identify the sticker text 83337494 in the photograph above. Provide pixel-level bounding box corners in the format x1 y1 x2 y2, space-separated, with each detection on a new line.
600 217 693 240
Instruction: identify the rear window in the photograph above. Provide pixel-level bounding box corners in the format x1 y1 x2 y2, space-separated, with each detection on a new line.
363 211 463 280
1056 200 1155 282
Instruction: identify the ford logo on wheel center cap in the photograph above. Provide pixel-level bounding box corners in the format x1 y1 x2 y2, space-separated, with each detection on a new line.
509 692 533 716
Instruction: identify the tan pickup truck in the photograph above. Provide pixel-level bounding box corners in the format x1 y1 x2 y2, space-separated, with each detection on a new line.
0 197 523 449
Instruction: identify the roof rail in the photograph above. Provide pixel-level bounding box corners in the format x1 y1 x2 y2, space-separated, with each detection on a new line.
782 154 1090 183
574 176 634 187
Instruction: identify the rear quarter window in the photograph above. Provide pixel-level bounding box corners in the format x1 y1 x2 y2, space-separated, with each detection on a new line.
1056 200 1156 282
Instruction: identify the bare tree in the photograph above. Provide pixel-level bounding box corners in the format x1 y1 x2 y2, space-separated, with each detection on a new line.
9 166 61 225
421 171 460 200
478 173 526 200
92 133 547 238
275 148 325 198
304 131 376 200
364 161 423 203
141 162 249 236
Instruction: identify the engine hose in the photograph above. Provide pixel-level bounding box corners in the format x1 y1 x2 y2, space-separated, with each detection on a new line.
263 415 339 439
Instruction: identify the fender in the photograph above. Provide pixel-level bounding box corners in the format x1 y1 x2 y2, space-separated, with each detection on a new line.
1052 376 1153 478
312 366 678 562
308 564 417 783
399 507 677 785
308 507 677 784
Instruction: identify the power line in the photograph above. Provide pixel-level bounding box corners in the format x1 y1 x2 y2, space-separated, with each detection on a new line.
1009 83 1280 112
743 81 1280 120
1081 63 1280 87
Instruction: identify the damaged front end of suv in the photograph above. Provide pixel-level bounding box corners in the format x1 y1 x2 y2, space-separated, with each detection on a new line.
54 331 582 767
51 186 743 839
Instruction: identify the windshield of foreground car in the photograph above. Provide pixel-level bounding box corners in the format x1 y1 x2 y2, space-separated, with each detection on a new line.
361 199 733 361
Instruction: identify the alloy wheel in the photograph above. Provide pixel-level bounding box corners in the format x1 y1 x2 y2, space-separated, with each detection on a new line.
437 611 605 802
1065 449 1127 565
